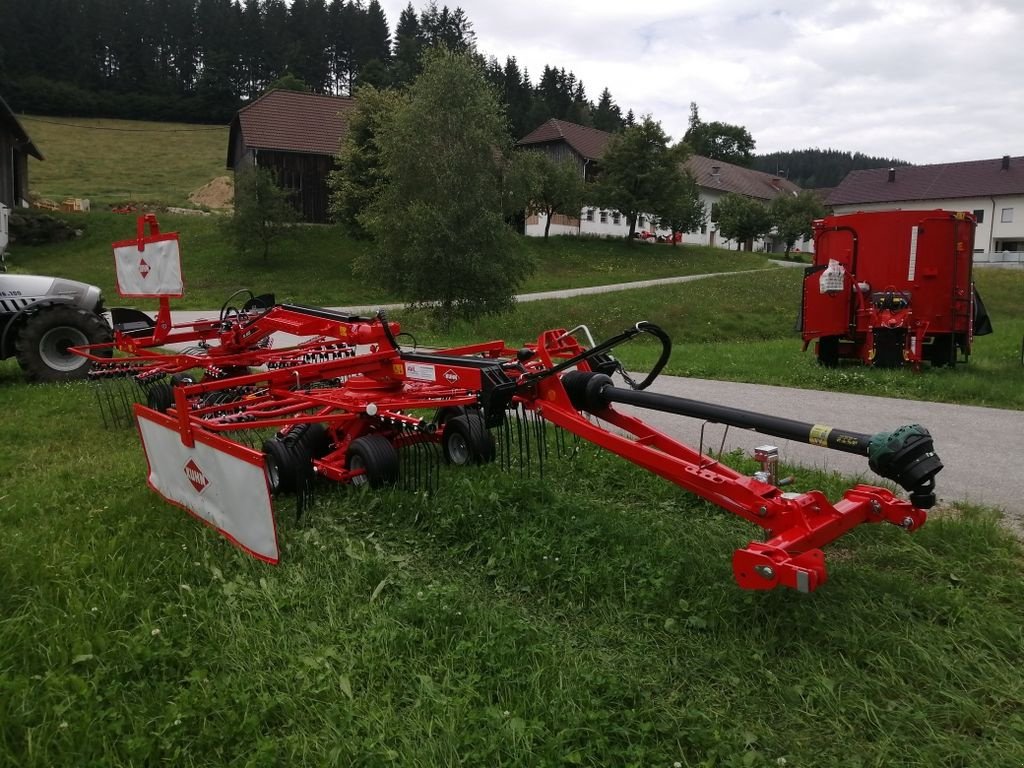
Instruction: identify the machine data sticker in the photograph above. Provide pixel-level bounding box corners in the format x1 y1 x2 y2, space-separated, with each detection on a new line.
809 424 832 447
406 362 437 382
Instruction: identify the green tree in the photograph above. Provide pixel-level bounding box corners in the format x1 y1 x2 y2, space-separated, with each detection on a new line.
329 85 400 237
225 165 298 259
391 2 423 86
592 87 622 132
654 170 704 247
770 190 826 257
595 116 687 239
716 193 772 250
684 103 756 167
515 152 586 239
359 49 531 328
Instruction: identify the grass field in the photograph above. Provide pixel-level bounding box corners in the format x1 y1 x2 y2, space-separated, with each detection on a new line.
5 120 1024 765
22 116 228 208
1 376 1023 766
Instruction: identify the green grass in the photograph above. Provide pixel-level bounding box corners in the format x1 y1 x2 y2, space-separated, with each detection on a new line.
5 211 773 311
22 116 228 208
1 378 1023 766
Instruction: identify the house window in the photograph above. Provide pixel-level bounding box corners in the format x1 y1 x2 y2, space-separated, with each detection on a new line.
637 215 645 228
1001 208 1013 223
600 210 608 224
710 202 720 222
585 208 594 222
700 224 707 234
612 212 621 225
973 209 985 224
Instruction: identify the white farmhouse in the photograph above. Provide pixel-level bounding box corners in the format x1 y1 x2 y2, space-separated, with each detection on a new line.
516 118 809 252
827 156 1024 262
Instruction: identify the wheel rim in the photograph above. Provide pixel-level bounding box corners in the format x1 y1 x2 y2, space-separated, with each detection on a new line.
349 455 368 487
39 326 89 372
446 433 471 465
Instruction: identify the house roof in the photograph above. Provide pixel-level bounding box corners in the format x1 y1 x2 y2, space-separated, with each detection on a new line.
517 118 802 201
517 118 612 161
227 89 356 167
828 156 1024 206
685 154 801 200
0 94 43 161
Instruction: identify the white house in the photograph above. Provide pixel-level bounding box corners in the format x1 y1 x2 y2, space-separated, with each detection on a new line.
827 156 1024 262
516 118 811 252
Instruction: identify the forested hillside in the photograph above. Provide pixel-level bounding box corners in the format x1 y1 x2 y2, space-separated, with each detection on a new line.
750 148 909 189
0 0 628 137
1 0 906 177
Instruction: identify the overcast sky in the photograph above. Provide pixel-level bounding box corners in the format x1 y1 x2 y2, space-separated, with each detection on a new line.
376 0 1022 165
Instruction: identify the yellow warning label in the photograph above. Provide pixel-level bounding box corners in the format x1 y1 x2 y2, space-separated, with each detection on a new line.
809 424 832 447
392 363 405 376
338 325 348 337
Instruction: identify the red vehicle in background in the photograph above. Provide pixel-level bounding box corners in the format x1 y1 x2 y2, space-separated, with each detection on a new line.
800 210 992 369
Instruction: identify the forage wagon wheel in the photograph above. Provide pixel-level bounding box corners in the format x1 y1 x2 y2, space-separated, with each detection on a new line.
15 306 112 382
346 435 399 489
816 335 840 368
442 413 496 466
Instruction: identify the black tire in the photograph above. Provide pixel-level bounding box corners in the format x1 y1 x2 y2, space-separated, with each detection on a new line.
263 437 300 494
15 306 112 382
442 413 496 466
147 382 174 412
346 435 399 489
816 335 840 368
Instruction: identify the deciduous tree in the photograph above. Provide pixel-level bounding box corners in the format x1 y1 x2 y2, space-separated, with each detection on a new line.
654 170 705 247
595 116 687 239
770 190 826 257
225 165 298 259
684 103 756 167
515 152 586 239
715 192 771 250
359 49 531 327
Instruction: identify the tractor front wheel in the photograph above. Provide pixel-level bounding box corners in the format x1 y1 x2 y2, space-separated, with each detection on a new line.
15 306 112 382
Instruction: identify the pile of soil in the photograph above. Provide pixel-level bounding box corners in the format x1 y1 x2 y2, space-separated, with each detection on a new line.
188 176 234 209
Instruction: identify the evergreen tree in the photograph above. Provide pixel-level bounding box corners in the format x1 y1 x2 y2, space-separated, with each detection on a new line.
391 3 423 86
353 0 391 89
593 87 622 132
419 2 475 53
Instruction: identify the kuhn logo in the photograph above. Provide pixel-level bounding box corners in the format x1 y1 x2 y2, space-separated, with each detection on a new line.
183 459 210 494
443 369 460 384
139 258 151 279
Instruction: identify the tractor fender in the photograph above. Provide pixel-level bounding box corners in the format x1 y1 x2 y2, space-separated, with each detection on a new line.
0 296 83 360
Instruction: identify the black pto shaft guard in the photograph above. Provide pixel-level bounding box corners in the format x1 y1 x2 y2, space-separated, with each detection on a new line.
868 425 942 509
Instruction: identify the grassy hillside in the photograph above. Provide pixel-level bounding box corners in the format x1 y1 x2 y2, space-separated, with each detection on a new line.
4 211 773 310
22 116 228 207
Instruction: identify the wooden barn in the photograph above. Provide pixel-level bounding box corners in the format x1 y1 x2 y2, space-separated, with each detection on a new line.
0 94 43 209
227 90 356 223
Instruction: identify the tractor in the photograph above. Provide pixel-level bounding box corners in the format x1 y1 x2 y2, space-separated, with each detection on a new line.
0 202 113 381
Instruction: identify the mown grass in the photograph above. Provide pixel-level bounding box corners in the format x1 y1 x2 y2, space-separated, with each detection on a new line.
1 378 1023 766
23 116 229 208
5 211 772 310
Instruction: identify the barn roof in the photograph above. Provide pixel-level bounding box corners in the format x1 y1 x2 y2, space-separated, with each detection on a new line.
828 156 1024 205
0 94 43 161
517 118 613 161
685 155 801 201
227 90 356 167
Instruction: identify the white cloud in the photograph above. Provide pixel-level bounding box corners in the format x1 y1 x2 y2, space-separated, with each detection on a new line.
377 0 1024 163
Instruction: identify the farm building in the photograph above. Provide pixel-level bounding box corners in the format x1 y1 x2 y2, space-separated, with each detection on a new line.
227 90 356 223
517 118 809 251
828 156 1024 261
0 94 43 209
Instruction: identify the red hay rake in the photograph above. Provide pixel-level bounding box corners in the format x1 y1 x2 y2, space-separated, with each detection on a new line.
75 217 943 593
